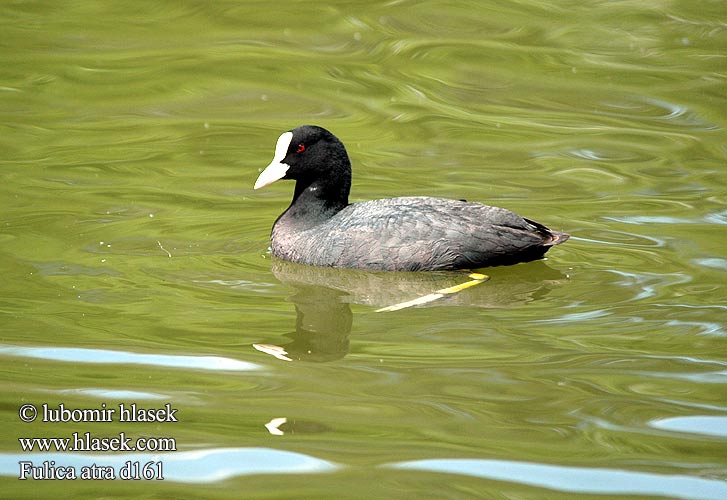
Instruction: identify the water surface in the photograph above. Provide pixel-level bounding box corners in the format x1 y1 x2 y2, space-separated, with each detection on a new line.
1 0 726 498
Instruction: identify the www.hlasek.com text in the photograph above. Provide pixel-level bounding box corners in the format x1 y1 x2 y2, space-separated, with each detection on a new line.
19 432 176 452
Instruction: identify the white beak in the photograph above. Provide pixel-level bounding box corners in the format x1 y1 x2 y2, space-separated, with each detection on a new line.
254 131 293 190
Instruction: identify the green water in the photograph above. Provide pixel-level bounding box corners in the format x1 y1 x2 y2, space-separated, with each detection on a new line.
2 0 727 498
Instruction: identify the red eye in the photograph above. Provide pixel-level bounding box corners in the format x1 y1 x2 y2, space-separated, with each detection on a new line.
296 143 305 153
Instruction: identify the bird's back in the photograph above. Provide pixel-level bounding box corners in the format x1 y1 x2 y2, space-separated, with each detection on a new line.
271 196 568 271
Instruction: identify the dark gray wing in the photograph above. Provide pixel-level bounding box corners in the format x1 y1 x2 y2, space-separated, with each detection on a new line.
298 197 560 271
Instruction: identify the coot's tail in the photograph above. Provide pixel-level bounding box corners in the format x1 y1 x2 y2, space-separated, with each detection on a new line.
523 217 570 247
546 230 570 246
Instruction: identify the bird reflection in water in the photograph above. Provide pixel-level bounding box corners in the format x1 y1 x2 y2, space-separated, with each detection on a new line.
253 258 569 363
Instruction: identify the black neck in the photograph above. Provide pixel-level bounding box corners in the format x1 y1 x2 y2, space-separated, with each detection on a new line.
279 175 350 229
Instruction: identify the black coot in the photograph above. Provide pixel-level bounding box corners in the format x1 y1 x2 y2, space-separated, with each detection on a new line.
254 125 569 271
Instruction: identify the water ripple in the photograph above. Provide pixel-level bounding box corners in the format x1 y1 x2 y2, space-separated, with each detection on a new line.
389 458 727 500
650 415 727 439
694 258 727 272
596 96 720 131
46 388 171 400
608 270 691 301
606 209 727 226
0 345 262 372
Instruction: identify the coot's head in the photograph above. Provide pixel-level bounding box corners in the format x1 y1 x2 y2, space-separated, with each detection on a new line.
254 125 351 197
